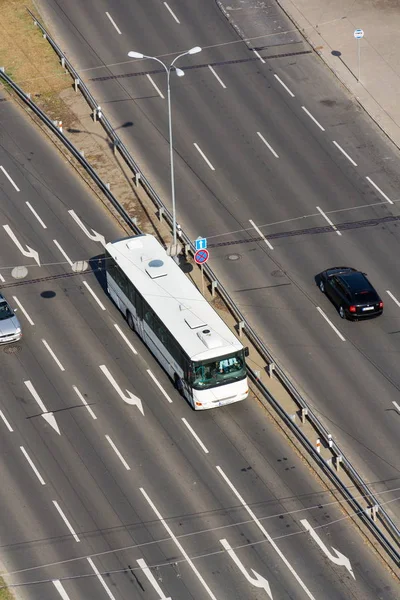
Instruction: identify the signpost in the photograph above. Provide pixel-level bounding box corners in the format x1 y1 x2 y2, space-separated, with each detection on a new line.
194 248 209 295
353 28 364 82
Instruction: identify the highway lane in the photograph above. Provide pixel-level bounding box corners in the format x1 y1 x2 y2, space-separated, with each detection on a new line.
32 0 400 518
0 95 397 598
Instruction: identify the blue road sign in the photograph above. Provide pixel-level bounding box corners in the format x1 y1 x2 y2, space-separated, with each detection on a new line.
194 249 209 265
195 237 207 251
354 28 364 39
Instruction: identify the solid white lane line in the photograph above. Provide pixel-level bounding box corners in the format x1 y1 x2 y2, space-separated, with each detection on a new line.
146 74 165 99
0 166 20 191
114 323 138 354
386 290 400 307
163 2 180 23
332 141 358 167
256 132 279 158
53 580 71 599
193 143 215 171
52 500 80 542
253 50 266 64
249 219 274 250
393 401 400 414
87 557 117 600
146 369 173 403
141 488 217 599
25 202 47 228
0 410 13 432
366 176 394 204
73 386 97 420
301 106 325 131
105 435 131 470
82 281 106 310
42 339 65 371
105 11 122 34
12 295 34 325
182 418 209 453
274 74 295 97
316 206 342 236
53 240 73 266
316 307 346 341
216 466 316 599
208 65 226 88
20 446 46 485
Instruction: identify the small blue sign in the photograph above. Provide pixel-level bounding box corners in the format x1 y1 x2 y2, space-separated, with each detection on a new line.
354 28 364 39
195 237 207 251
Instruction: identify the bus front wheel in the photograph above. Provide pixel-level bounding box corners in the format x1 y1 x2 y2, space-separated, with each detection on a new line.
174 374 184 396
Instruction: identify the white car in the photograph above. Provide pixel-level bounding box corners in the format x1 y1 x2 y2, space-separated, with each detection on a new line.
0 294 22 343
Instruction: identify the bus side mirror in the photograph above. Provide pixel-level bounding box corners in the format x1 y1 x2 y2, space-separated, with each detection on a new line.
244 347 249 357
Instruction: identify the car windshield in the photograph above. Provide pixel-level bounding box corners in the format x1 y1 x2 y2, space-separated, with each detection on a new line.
354 291 378 303
192 350 246 390
0 301 14 320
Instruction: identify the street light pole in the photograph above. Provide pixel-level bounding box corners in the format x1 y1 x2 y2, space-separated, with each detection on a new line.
166 65 177 251
128 47 202 255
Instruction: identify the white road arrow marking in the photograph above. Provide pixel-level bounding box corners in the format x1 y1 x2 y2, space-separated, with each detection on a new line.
300 519 355 579
99 364 144 415
3 224 41 266
24 380 60 435
68 210 106 247
137 558 172 600
220 539 272 598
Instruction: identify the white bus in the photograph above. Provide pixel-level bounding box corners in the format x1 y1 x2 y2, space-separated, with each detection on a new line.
105 234 249 410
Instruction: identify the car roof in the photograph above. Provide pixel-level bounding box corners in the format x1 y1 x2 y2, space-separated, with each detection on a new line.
338 271 370 288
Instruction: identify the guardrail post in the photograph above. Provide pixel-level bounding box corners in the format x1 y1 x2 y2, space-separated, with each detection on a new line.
158 207 164 222
97 106 102 120
238 321 245 337
289 413 296 423
334 455 342 471
74 78 79 92
61 57 65 69
26 93 31 99
267 362 275 377
93 107 97 122
316 438 321 453
42 33 47 40
211 281 218 297
106 183 110 190
300 407 308 424
367 505 379 522
80 150 85 158
328 433 333 448
134 172 141 187
113 140 119 155
33 20 37 27
0 67 5 73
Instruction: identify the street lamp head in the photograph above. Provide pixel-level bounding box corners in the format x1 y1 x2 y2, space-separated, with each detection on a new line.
176 68 185 77
188 46 202 55
128 51 144 59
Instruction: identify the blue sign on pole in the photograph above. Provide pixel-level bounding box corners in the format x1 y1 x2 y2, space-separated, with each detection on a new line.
195 237 207 251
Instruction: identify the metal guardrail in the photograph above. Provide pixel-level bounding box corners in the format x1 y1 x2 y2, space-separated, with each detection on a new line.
7 9 398 565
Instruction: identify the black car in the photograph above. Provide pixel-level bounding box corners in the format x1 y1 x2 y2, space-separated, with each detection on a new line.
318 267 383 320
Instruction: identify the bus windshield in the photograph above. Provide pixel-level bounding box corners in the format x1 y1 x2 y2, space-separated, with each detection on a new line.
192 351 246 390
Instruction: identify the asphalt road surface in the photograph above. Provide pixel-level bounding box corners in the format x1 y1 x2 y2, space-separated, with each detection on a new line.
33 0 400 529
0 78 398 599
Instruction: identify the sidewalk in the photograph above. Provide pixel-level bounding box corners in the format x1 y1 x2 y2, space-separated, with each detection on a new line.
219 0 400 150
279 0 400 149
